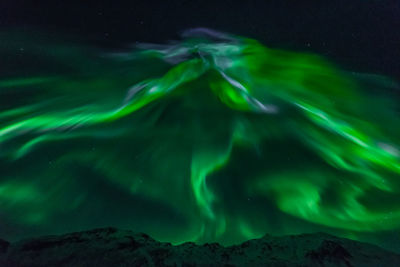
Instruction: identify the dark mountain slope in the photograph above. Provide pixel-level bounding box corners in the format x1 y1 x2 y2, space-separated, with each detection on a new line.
1 228 399 266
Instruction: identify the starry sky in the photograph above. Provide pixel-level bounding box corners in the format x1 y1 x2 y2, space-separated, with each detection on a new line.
0 0 400 253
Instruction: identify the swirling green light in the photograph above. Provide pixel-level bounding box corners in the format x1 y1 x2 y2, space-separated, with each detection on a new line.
0 28 399 250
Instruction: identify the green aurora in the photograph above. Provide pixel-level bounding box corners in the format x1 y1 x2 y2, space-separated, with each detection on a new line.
0 29 399 250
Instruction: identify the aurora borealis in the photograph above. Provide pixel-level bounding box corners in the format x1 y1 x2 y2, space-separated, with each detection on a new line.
0 28 399 251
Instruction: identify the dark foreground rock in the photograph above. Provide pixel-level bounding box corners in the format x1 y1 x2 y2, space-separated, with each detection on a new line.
0 228 399 266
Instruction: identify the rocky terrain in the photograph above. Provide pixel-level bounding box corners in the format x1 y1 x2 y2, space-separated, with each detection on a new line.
0 228 399 266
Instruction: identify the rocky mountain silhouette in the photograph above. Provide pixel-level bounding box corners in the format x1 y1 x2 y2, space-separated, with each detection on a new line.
1 228 399 266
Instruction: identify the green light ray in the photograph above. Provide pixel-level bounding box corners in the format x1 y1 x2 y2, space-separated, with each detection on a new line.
0 28 399 249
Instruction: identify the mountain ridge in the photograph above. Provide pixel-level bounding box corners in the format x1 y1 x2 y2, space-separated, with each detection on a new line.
1 227 399 266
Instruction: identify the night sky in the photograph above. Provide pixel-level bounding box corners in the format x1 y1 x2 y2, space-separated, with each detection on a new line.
0 0 400 253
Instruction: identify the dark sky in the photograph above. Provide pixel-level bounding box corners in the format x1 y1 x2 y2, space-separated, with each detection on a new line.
0 0 399 78
0 0 400 255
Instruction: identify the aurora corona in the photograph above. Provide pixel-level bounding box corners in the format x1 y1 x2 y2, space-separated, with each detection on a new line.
0 28 399 249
